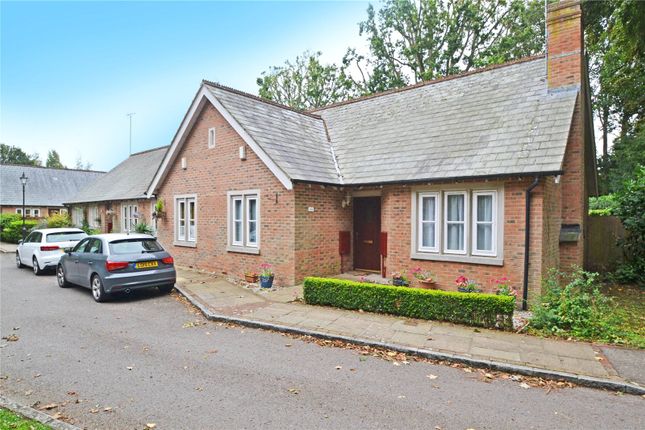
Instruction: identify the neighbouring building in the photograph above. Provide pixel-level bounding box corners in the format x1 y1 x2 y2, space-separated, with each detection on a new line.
0 164 104 219
65 146 168 233
146 0 596 307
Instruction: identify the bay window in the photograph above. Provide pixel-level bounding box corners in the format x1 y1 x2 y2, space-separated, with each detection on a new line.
228 190 260 253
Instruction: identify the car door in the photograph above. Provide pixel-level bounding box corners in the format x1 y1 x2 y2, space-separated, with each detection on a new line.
76 238 104 287
18 232 34 263
65 238 90 284
21 232 41 265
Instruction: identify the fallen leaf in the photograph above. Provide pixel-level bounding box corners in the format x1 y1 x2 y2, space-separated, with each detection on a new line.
195 387 204 391
386 351 397 357
285 344 292 347
519 383 530 389
67 391 77 396
2 334 19 342
40 403 58 410
206 349 218 354
335 366 342 370
288 388 299 394
103 407 113 412
126 366 133 371
397 395 406 399
392 362 401 366
24 390 33 396
146 424 157 429
350 368 357 372
463 368 473 373
33 373 42 378
52 412 64 420
89 408 99 414
426 374 439 380
484 373 494 379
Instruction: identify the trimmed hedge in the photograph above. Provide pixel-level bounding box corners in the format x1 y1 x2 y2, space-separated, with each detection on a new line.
303 277 515 330
0 219 38 243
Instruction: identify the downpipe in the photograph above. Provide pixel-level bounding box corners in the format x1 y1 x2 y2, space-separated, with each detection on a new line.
522 176 540 311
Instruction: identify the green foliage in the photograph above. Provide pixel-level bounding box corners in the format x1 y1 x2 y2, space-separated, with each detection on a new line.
257 51 358 110
0 213 22 231
613 166 645 285
597 125 645 194
531 269 627 343
303 277 514 329
0 143 40 166
45 149 65 168
134 222 154 235
0 219 38 243
588 194 616 216
79 219 100 235
0 408 51 430
45 213 72 228
155 198 165 213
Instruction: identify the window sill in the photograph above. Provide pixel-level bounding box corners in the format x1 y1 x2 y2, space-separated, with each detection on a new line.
411 251 503 266
227 245 260 255
174 240 197 248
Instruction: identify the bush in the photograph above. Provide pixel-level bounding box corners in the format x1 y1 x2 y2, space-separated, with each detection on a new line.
0 213 22 232
0 219 38 243
45 213 72 228
588 194 616 216
530 269 624 342
135 222 154 235
303 277 514 329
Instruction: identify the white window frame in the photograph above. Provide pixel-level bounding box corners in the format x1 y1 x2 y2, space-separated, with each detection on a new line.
472 191 497 257
417 192 439 253
122 203 138 232
227 190 260 254
33 208 40 217
208 127 216 149
174 195 197 246
443 191 468 255
88 206 99 228
15 208 22 215
231 196 243 246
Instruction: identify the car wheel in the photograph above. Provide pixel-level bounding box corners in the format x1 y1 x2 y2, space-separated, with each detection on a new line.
32 257 44 276
158 284 174 294
16 252 25 268
57 265 71 288
91 274 109 303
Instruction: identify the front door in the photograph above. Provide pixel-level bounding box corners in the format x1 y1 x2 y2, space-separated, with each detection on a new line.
353 197 381 271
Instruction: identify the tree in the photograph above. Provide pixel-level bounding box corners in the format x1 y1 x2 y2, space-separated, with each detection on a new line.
0 143 40 166
257 51 357 110
74 156 92 170
45 150 65 168
346 0 546 92
597 124 645 194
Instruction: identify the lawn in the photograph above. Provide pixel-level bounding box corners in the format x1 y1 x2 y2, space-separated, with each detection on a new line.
602 283 645 348
0 408 51 430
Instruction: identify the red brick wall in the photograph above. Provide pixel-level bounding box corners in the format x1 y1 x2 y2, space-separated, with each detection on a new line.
547 0 582 90
155 103 297 286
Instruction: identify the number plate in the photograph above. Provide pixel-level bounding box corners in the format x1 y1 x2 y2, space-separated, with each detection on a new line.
135 261 159 269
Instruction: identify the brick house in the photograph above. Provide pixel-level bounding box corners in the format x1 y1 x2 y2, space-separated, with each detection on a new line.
148 0 596 307
65 146 167 233
0 164 104 219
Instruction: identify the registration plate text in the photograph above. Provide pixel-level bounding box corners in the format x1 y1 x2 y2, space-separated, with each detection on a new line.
135 261 158 269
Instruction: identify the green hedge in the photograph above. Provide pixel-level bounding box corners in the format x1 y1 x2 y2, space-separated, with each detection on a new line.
0 219 38 243
303 277 515 329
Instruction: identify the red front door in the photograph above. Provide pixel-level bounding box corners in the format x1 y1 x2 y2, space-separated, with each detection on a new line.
353 197 381 271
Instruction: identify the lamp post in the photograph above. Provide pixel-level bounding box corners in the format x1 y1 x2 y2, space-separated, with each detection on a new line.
20 172 28 242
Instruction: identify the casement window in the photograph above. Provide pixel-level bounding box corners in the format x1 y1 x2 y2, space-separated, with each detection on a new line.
88 206 99 228
72 207 84 226
15 207 40 217
122 203 138 232
175 195 196 245
15 208 22 215
411 187 503 265
208 127 216 149
227 190 260 253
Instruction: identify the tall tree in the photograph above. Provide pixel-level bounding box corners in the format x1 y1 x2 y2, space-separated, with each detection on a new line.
45 150 65 168
74 156 92 170
257 51 357 110
0 143 40 166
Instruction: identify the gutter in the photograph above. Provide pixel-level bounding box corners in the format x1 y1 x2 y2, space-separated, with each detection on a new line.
522 176 540 311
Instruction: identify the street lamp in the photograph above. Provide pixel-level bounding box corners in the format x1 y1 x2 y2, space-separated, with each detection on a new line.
20 172 28 242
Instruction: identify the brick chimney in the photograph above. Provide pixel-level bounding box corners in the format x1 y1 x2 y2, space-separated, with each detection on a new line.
546 0 583 91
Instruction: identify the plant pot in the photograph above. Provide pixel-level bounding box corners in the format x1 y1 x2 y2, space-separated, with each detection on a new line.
259 275 274 288
417 280 436 289
392 278 409 287
244 274 258 283
458 287 482 293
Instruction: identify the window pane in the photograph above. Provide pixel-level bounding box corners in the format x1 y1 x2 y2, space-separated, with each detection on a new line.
421 222 435 248
248 221 257 244
234 221 242 242
234 199 242 221
447 194 464 221
422 196 435 221
447 224 464 250
477 195 493 222
248 198 257 221
477 224 493 251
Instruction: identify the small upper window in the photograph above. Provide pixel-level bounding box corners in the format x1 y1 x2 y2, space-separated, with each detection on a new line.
208 127 216 149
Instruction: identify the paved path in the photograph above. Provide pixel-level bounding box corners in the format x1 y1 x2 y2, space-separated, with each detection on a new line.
0 241 18 253
177 267 645 387
1 254 643 429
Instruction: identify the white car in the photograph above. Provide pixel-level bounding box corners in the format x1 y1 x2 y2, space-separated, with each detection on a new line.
16 228 88 275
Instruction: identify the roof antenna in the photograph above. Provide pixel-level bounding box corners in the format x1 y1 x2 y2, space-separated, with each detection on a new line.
127 112 136 155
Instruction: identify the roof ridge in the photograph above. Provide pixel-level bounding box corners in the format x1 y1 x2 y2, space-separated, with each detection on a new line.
310 54 545 112
130 145 170 157
201 80 323 120
0 163 106 174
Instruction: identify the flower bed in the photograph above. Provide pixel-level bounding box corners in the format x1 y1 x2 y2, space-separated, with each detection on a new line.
304 277 514 329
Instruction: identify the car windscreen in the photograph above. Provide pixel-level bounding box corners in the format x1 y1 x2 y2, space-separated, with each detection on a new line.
46 232 87 243
109 239 164 255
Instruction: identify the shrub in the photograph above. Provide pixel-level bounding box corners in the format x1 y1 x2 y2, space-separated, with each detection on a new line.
588 194 616 216
0 219 38 243
134 222 154 235
303 277 514 329
530 269 625 342
45 213 72 228
0 213 22 232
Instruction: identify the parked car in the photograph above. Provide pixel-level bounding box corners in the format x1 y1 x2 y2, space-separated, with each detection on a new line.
16 228 87 275
56 233 176 302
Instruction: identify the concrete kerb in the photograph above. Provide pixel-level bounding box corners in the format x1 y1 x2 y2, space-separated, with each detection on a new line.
174 284 645 396
0 395 82 430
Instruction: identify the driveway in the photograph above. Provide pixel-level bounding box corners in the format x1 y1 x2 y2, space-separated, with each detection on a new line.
1 254 643 429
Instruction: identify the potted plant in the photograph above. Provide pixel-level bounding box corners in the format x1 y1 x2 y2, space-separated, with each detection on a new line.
244 271 259 283
259 263 274 288
492 276 517 299
391 271 409 287
456 275 481 293
411 267 437 289
153 199 165 219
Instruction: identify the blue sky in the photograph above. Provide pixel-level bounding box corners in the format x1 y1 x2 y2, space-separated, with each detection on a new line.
1 1 369 171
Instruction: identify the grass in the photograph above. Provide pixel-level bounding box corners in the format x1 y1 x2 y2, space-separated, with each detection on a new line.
0 408 51 430
602 283 645 349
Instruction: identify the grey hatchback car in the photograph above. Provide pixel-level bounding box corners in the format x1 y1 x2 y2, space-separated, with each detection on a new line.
57 233 176 302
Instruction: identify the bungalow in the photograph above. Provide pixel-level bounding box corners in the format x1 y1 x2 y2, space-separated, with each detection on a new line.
0 164 104 219
147 0 596 307
65 146 168 233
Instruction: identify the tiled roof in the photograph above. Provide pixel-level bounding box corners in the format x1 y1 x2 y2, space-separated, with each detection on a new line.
66 146 168 204
0 164 105 207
